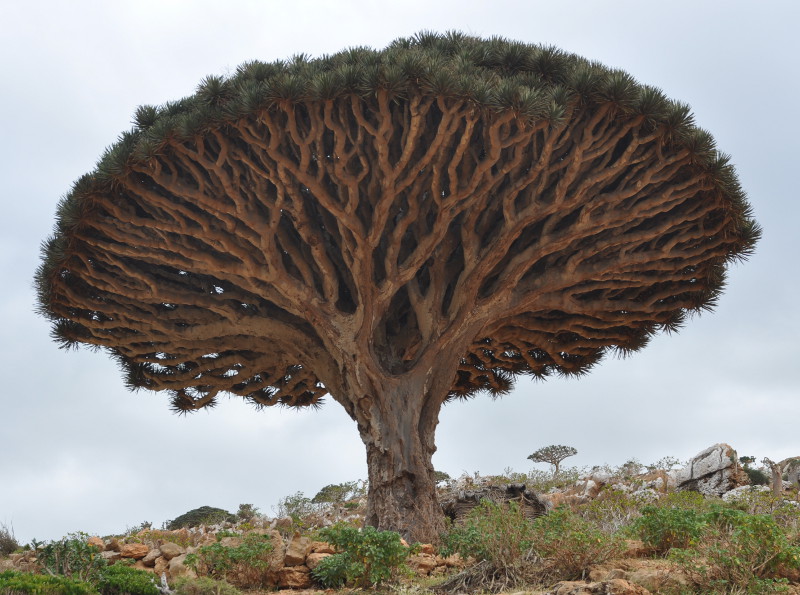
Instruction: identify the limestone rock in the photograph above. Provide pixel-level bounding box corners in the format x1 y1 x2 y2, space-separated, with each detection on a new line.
305 552 332 570
105 538 121 552
628 566 688 592
87 536 105 550
159 542 185 560
310 540 336 554
119 543 150 559
675 443 746 496
168 553 196 580
101 550 121 563
408 553 438 575
277 565 313 589
284 533 312 566
154 556 169 576
141 548 160 567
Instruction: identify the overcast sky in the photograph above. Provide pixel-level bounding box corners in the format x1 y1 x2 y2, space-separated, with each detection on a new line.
1 0 798 545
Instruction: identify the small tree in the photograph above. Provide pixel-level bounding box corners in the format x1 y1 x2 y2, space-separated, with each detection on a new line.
528 445 578 478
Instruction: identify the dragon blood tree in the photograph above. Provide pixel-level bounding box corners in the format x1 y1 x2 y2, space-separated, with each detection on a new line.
36 32 759 542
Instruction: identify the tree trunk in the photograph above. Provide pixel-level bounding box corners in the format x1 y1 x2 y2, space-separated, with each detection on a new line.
324 351 454 544
359 394 445 544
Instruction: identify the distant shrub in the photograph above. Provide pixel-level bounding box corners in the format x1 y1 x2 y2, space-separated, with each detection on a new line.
311 482 359 504
234 504 260 523
0 569 96 594
166 506 235 530
185 532 276 589
0 522 19 556
312 524 408 588
745 467 771 486
532 508 625 581
97 564 159 595
172 576 242 595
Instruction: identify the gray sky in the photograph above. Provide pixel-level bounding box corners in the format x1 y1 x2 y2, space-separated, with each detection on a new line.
1 0 798 545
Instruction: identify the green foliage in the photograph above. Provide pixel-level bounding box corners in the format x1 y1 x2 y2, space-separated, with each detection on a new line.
172 576 242 595
311 482 360 504
531 508 625 581
670 508 800 593
97 564 159 595
274 492 314 519
0 570 97 595
36 532 107 583
0 522 19 556
631 505 707 554
745 467 771 486
440 500 535 567
579 489 645 533
312 524 409 588
185 532 276 589
166 506 234 530
234 504 259 523
433 470 452 484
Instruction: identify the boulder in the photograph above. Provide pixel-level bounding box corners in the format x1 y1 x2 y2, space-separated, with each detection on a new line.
674 443 747 496
101 550 121 563
310 540 336 554
276 565 313 589
408 553 438 575
284 533 312 566
154 556 169 576
168 553 196 580
87 536 105 550
141 548 160 567
119 543 150 559
159 542 185 560
105 538 121 552
305 552 332 570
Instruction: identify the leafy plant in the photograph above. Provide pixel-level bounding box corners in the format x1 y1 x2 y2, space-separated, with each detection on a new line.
36 532 107 583
441 500 535 567
312 524 409 588
311 482 359 504
172 576 242 595
185 532 276 589
579 489 644 533
0 569 97 595
234 504 259 523
97 564 159 595
670 508 800 593
531 508 625 580
630 505 707 554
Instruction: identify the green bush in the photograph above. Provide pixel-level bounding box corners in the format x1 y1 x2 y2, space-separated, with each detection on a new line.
312 524 408 588
579 489 645 533
35 533 107 583
166 506 234 530
531 508 625 580
440 500 535 567
97 564 159 595
670 509 800 593
745 467 771 486
0 569 97 595
185 532 276 589
631 505 707 554
172 576 242 595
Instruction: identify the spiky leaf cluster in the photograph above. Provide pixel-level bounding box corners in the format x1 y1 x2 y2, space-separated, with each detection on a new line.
36 32 760 412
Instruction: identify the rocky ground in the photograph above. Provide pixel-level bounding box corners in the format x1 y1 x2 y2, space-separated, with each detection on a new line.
3 442 799 594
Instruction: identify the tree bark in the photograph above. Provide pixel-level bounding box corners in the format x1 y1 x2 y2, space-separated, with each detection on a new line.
322 345 459 544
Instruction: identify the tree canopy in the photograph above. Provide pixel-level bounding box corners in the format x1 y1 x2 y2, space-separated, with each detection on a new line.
35 31 759 541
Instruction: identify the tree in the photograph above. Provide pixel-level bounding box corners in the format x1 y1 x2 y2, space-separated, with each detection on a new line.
35 32 759 543
527 445 578 478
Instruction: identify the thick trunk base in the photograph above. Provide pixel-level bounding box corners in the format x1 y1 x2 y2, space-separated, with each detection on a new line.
364 443 445 544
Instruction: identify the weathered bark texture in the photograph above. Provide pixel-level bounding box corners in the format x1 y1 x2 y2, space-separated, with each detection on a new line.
37 37 758 542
